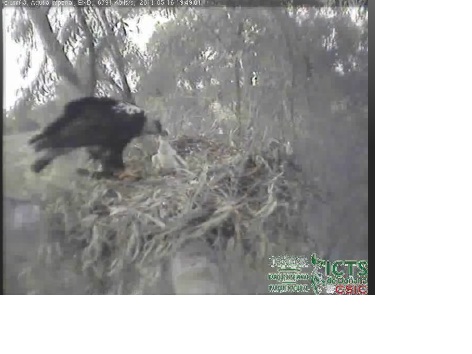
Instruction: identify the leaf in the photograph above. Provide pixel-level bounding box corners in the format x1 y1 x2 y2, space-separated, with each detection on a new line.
109 206 129 216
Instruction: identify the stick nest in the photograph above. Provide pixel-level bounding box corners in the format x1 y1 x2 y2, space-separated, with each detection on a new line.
34 135 318 294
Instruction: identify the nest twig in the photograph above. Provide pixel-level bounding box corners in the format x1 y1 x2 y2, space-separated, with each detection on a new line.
31 135 317 294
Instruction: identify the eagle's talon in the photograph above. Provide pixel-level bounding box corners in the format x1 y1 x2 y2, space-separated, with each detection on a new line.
114 168 142 181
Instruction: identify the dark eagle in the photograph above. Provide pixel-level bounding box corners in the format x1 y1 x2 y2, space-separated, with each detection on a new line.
29 96 166 180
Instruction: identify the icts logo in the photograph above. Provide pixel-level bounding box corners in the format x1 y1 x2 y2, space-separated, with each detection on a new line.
310 253 368 295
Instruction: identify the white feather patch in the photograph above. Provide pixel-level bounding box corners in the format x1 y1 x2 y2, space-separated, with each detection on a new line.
112 102 143 115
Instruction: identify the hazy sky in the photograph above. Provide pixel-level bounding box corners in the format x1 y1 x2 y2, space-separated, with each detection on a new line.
3 8 160 109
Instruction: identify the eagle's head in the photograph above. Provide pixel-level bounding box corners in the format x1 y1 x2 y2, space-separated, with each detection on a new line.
112 101 167 137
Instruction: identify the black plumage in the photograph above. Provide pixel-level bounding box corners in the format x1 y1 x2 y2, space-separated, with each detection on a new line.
29 96 166 178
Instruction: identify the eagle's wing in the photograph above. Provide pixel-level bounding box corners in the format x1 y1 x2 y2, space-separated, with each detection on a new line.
35 109 125 150
29 100 91 146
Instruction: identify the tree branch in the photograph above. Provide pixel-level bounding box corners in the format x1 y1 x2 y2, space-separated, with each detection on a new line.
74 7 97 96
26 8 85 95
97 8 135 103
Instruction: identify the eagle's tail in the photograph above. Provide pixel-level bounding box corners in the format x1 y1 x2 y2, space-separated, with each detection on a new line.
31 148 71 173
29 111 69 151
28 133 42 145
28 133 48 152
31 156 53 173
